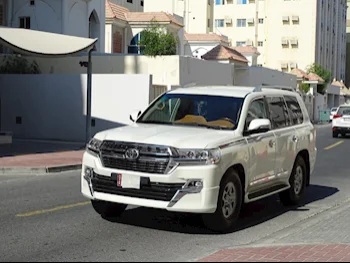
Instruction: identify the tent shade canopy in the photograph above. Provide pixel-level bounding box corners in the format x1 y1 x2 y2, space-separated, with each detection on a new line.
0 27 98 57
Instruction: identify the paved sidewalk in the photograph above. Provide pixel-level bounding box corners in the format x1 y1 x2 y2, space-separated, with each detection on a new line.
0 150 84 174
197 244 350 262
197 198 350 262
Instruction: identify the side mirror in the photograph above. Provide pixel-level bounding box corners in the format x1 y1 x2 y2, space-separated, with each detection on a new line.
247 119 271 135
130 110 141 122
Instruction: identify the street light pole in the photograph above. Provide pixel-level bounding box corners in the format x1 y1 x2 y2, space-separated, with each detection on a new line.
85 48 94 145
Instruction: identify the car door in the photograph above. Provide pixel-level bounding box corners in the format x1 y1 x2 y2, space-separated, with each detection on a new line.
266 96 296 183
244 97 277 193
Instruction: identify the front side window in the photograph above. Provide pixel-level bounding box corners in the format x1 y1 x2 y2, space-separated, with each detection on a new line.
245 98 268 131
266 97 289 129
138 94 244 130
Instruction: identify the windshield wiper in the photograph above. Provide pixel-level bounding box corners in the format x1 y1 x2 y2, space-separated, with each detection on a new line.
138 120 174 125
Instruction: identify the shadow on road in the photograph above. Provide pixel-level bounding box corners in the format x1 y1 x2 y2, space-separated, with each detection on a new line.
102 184 339 235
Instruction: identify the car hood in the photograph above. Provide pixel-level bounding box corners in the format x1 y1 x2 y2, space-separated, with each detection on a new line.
94 123 239 149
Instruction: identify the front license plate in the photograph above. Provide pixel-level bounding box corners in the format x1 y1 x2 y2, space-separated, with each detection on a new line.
112 173 140 189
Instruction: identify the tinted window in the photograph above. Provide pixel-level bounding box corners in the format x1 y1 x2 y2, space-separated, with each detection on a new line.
267 97 289 128
285 96 304 125
138 94 244 130
245 99 268 131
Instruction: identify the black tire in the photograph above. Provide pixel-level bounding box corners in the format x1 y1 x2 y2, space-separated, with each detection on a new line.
91 200 127 218
333 132 338 138
279 156 307 206
202 169 243 233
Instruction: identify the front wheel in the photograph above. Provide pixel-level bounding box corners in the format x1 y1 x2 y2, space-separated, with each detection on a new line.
202 170 242 233
91 200 127 218
279 156 307 206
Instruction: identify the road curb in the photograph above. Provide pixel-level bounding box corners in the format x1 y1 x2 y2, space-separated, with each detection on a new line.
0 164 82 175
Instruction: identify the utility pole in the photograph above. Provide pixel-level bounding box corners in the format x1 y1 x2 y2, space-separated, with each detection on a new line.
254 0 259 47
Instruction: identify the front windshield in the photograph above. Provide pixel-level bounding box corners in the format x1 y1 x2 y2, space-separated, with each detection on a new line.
137 93 244 130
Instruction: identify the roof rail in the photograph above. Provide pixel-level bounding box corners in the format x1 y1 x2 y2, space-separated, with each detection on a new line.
258 85 296 92
253 87 262 92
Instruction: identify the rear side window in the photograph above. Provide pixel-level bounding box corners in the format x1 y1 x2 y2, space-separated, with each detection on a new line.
266 97 289 129
285 96 304 125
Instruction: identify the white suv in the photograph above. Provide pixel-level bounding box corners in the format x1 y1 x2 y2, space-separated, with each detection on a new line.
81 86 317 233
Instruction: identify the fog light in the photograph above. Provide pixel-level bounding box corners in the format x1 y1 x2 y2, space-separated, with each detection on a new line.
195 181 203 188
83 167 95 197
184 180 203 193
84 167 94 180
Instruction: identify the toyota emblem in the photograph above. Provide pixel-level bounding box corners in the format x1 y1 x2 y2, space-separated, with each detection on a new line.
125 148 140 160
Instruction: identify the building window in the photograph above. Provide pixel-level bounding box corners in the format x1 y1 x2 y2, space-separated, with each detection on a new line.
237 19 246 27
216 0 224 4
128 32 144 54
237 0 247 4
19 17 31 29
215 19 224 27
236 41 246 46
258 41 263 47
141 1 143 6
258 18 264 24
127 0 132 3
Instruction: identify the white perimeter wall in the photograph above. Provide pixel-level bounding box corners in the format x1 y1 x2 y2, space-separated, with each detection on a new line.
0 74 152 142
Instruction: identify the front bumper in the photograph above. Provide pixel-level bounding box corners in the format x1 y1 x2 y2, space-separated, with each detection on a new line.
81 152 221 213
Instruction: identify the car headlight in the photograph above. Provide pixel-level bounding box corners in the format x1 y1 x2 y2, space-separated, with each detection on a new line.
86 138 102 156
174 148 221 165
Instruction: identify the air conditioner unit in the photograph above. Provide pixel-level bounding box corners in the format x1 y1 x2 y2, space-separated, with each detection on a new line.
282 16 289 22
292 16 299 22
246 40 253 46
225 18 232 24
290 62 297 68
281 63 288 69
281 39 289 45
247 18 254 24
290 39 298 45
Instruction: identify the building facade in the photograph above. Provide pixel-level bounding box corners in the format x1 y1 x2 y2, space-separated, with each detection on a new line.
346 0 350 88
214 0 347 80
144 0 214 34
0 0 106 52
108 0 144 12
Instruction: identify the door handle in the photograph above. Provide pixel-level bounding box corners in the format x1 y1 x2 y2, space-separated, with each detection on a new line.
292 135 299 143
269 140 276 148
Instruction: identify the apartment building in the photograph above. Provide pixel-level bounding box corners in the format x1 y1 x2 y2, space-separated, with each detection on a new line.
144 0 214 34
214 0 347 80
346 0 350 88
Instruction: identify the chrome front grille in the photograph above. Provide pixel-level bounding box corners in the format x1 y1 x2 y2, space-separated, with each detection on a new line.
100 141 171 174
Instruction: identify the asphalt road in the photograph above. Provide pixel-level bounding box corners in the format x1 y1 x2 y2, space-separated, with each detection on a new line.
1 124 350 262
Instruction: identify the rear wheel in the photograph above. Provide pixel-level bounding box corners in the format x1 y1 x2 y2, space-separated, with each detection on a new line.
91 200 127 218
202 170 242 233
279 156 307 206
333 132 338 138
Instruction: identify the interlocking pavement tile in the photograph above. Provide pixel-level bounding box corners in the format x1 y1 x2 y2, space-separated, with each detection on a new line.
197 244 350 262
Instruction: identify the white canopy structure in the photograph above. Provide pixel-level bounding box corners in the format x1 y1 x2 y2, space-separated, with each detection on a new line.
0 26 97 57
0 27 97 143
